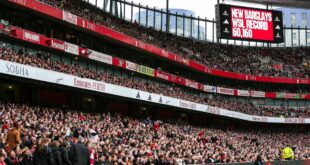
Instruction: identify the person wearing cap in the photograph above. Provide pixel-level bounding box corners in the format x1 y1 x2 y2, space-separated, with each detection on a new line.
282 145 294 160
6 123 21 151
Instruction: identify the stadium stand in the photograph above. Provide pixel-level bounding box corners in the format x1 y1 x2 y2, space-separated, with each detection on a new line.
0 0 309 164
0 45 309 118
0 102 309 164
1 2 310 93
38 0 310 79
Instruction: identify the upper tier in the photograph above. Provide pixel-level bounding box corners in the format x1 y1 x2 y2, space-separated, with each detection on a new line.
5 0 310 85
2 23 310 100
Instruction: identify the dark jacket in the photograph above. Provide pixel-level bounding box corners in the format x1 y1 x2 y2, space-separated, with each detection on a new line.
254 160 263 165
60 146 72 165
51 147 62 165
69 142 90 165
19 155 34 165
33 147 54 165
5 157 17 165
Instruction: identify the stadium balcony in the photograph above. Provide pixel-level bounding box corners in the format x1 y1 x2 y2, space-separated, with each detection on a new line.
0 22 309 98
0 37 310 120
0 23 309 101
2 0 309 86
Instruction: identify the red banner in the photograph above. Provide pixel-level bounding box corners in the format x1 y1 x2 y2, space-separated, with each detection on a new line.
301 94 310 99
23 30 41 44
47 39 65 51
9 0 62 18
171 75 186 86
154 70 171 81
78 47 89 58
112 58 126 68
78 18 96 31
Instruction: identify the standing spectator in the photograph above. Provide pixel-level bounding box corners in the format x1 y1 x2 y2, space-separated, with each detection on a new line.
153 121 160 139
60 141 72 165
50 141 62 165
33 138 54 165
6 123 21 151
69 137 90 165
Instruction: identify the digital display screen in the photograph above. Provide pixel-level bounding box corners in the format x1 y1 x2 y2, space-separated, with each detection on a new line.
216 4 284 43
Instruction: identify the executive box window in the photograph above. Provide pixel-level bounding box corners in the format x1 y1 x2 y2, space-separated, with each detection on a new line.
302 12 308 27
290 13 296 27
292 32 297 40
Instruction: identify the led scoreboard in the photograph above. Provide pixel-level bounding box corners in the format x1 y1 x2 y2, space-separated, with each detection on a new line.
216 4 284 43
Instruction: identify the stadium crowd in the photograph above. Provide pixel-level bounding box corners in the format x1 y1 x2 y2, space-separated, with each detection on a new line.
39 0 310 79
0 102 309 165
1 47 310 118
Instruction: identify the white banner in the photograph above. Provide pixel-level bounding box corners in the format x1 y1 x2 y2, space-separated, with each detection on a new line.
250 91 266 98
237 90 250 97
0 60 309 124
203 85 216 93
88 50 112 64
64 42 79 55
185 79 198 89
126 61 138 71
217 87 234 95
62 11 77 25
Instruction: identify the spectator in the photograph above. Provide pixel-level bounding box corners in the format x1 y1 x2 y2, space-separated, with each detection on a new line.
69 137 90 165
33 138 54 165
50 141 62 165
282 145 294 160
19 148 33 165
254 155 263 165
60 141 72 165
6 123 21 151
4 150 17 165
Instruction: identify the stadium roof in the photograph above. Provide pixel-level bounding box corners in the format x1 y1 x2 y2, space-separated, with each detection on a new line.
232 0 310 9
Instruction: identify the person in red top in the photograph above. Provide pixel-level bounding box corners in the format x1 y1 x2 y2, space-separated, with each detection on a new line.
198 130 205 138
153 121 160 139
153 122 159 132
0 152 6 165
2 122 8 130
